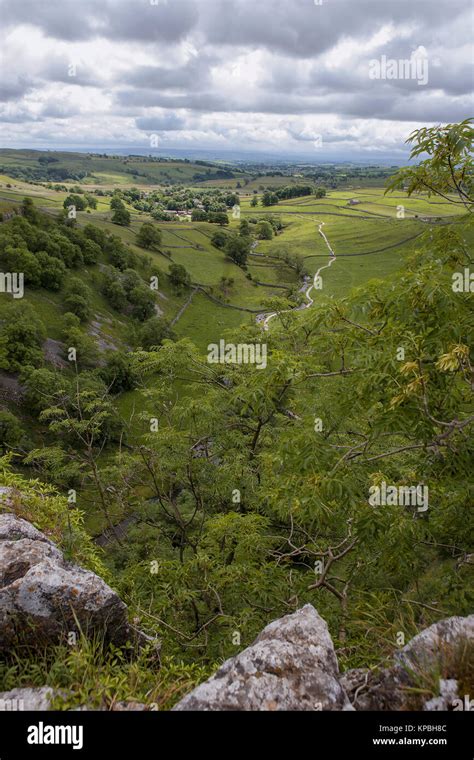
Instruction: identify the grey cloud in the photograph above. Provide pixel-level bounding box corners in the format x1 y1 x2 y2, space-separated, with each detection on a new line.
0 0 472 152
0 106 38 123
135 114 187 131
123 56 214 90
116 89 226 112
40 57 100 87
40 102 80 119
0 0 198 43
0 78 34 103
202 0 469 58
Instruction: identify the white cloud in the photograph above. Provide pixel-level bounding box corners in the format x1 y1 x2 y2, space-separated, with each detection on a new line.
0 0 472 158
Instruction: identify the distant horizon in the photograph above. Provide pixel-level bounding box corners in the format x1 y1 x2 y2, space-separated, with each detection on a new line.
0 145 413 167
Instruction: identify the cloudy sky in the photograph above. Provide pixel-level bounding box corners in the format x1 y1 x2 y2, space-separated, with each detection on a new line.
0 0 472 161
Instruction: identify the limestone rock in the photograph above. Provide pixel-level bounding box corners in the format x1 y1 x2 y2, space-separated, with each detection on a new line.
174 604 353 711
0 513 129 649
424 679 459 711
0 686 56 711
341 615 474 710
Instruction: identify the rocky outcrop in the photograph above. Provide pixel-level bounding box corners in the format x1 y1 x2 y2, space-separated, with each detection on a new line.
0 510 471 711
175 608 473 712
174 604 353 711
0 686 149 712
0 512 133 650
0 686 57 711
340 615 474 711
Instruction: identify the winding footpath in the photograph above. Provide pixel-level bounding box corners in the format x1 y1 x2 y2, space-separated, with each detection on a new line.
258 221 336 330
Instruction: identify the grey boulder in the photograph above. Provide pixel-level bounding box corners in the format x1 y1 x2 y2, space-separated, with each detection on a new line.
174 603 353 711
0 513 129 649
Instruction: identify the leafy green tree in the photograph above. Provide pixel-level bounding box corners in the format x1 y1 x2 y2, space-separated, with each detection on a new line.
136 223 162 250
0 304 46 372
82 238 101 265
239 219 251 236
1 244 42 287
138 317 174 350
63 293 90 322
191 209 208 222
262 190 278 207
211 230 228 249
0 411 25 453
39 383 126 541
256 220 273 240
100 351 138 393
63 194 87 212
21 196 39 223
129 286 156 322
112 206 131 226
83 224 108 247
208 212 229 226
84 193 98 210
36 252 66 290
20 366 65 415
110 196 125 211
63 278 92 322
224 234 250 266
168 263 191 292
104 278 128 311
386 118 473 211
61 325 98 368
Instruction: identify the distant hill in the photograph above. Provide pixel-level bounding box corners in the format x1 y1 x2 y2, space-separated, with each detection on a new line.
0 149 244 186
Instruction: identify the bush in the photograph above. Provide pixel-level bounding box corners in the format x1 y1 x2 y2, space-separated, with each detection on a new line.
0 411 25 453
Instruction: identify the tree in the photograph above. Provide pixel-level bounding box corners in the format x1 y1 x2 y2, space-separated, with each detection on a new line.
168 263 191 291
82 238 101 265
84 193 98 210
262 191 278 207
250 195 258 207
63 278 92 322
225 234 250 266
61 325 98 368
239 219 251 236
138 317 173 350
211 230 228 249
129 286 156 322
104 279 128 311
191 209 208 222
209 211 229 226
100 351 138 393
257 221 273 240
21 196 39 223
0 411 24 453
112 206 131 226
136 223 162 250
63 293 91 322
0 304 46 372
63 194 87 212
314 187 327 198
386 118 473 211
39 382 125 541
110 196 125 211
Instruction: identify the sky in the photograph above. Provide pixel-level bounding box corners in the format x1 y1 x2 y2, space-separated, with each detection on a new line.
0 0 473 162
